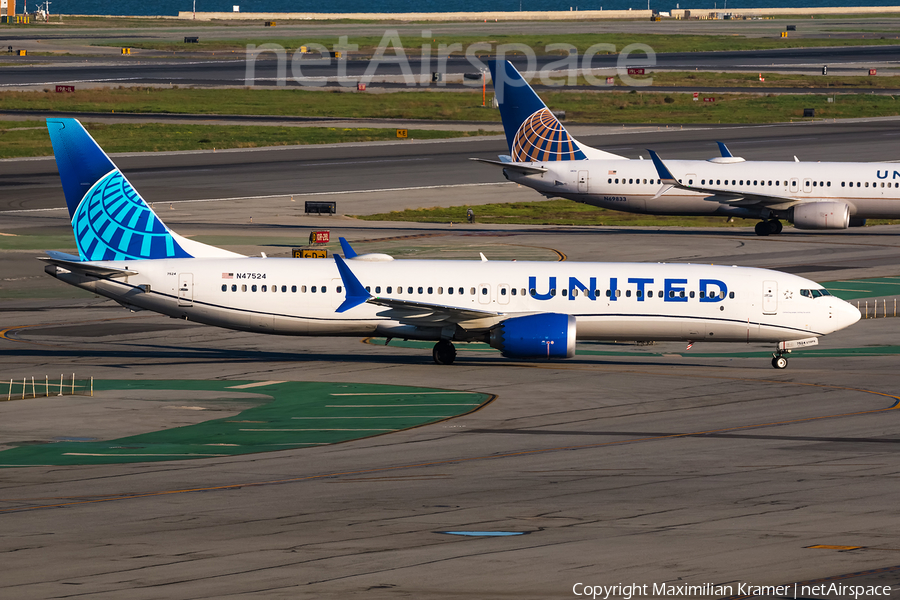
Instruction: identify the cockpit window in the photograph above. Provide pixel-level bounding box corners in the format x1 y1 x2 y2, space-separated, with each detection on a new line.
800 288 831 298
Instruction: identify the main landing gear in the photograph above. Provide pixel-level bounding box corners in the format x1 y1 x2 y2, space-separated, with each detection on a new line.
433 339 457 365
755 219 783 236
771 348 789 369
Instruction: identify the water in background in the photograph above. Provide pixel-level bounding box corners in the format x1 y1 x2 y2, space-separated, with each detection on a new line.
43 0 900 17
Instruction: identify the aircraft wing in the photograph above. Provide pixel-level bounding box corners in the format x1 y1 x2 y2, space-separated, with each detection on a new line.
38 254 137 278
333 255 506 329
648 150 802 211
469 157 548 175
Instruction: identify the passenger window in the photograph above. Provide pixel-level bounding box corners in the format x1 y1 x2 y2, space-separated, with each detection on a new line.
448 287 454 295
842 182 846 187
459 288 464 295
322 286 327 293
562 289 568 297
311 286 317 293
521 288 526 295
719 291 725 299
291 285 297 293
232 284 237 292
387 286 392 294
221 284 227 292
615 178 619 184
813 181 817 187
625 290 631 297
261 285 267 292
511 288 516 296
629 178 633 184
301 285 307 293
648 290 653 298
608 178 612 183
616 289 621 297
242 285 247 292
428 287 433 294
408 287 413 294
251 285 257 292
375 286 381 294
716 180 721 185
688 180 693 185
636 290 642 298
550 289 556 297
470 287 475 295
701 179 705 185
437 287 442 294
501 288 507 295
418 287 423 294
606 290 611 298
397 287 402 294
530 288 536 296
768 180 772 185
729 292 735 299
689 291 695 298
669 291 675 298
700 291 705 299
827 181 831 187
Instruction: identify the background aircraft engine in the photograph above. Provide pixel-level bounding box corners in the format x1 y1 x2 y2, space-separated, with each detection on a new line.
791 201 850 230
488 313 576 359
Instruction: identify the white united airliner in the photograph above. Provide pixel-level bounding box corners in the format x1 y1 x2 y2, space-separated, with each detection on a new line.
476 60 900 236
41 119 859 368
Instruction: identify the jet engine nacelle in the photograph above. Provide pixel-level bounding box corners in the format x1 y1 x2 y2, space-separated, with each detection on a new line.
488 313 576 359
791 201 850 230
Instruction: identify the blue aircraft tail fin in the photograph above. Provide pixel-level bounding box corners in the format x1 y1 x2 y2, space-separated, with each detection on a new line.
488 60 587 162
47 118 197 262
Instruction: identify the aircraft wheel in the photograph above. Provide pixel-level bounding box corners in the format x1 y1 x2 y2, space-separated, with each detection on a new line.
433 340 457 365
755 221 770 236
772 355 788 369
772 220 783 234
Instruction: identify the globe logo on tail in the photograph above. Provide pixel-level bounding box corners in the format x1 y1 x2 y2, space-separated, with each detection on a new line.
72 170 190 261
511 108 586 162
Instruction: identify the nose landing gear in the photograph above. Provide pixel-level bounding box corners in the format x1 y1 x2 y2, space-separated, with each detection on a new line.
755 219 783 236
433 339 457 365
771 347 789 369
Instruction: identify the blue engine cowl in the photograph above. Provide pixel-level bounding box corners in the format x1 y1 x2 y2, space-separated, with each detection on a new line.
488 313 576 359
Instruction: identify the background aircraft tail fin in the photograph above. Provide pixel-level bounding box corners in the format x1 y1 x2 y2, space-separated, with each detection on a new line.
47 119 240 261
487 60 624 162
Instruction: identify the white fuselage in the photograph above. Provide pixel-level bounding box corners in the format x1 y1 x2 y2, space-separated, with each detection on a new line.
47 257 859 345
509 158 900 219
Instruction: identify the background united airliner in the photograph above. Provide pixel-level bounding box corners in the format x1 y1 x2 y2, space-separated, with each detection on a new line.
477 60 900 236
43 119 859 368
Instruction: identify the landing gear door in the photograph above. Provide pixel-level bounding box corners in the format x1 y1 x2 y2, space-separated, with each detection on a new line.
178 273 193 307
762 280 777 314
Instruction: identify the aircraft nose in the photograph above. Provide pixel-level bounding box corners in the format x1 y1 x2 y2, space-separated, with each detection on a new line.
833 299 861 331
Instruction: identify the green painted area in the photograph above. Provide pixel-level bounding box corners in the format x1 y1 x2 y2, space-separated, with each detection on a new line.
0 380 491 468
824 277 900 301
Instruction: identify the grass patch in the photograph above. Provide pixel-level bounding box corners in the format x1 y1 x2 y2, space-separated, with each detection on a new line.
6 86 900 125
355 199 746 227
540 90 900 123
0 87 499 120
94 32 900 54
354 199 900 228
634 71 900 90
0 122 485 158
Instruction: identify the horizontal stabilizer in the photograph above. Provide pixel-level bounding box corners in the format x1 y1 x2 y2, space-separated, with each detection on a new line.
469 157 547 174
38 255 137 278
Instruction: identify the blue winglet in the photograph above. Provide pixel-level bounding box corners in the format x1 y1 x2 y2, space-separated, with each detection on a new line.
338 237 358 259
647 150 678 183
334 254 371 313
716 142 733 158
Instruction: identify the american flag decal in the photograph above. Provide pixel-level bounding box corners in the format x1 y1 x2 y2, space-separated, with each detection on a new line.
222 273 233 279
608 170 617 175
